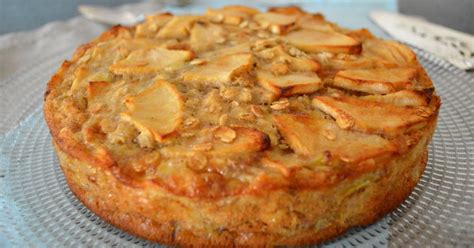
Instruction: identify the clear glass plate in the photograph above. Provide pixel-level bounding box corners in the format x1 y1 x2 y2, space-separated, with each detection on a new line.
0 48 473 247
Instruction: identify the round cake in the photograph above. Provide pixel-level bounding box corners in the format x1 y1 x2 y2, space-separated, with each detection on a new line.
44 5 440 246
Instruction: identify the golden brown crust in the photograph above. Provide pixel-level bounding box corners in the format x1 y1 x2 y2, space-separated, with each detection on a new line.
44 5 440 246
57 133 430 247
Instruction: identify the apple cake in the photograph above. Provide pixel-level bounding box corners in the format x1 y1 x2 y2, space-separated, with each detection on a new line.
44 5 440 246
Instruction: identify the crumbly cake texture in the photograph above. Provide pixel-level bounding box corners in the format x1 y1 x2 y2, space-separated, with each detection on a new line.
44 5 440 246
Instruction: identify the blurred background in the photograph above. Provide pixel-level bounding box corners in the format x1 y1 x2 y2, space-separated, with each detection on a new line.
0 0 472 35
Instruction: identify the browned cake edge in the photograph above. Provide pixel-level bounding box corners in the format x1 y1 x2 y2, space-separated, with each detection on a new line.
54 118 435 247
43 9 441 247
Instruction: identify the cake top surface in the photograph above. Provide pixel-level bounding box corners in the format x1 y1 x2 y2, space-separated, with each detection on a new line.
44 5 440 198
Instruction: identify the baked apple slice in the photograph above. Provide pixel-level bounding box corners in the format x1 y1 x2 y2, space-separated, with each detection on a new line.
317 55 375 71
121 80 184 142
297 15 335 32
200 42 252 58
273 114 397 163
87 81 111 101
361 90 430 107
257 45 320 72
261 152 308 177
156 15 200 39
268 6 306 16
285 29 361 54
183 53 254 85
70 67 112 92
206 6 259 25
332 68 418 94
113 38 161 51
109 47 193 75
363 39 417 66
256 69 322 97
254 12 297 34
161 126 270 157
210 126 270 156
312 95 433 137
190 23 226 52
135 13 173 38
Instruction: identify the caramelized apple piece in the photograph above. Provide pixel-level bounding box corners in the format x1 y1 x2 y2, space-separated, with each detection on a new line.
256 70 322 97
332 68 418 94
135 13 173 38
183 53 254 85
346 28 375 42
109 47 193 74
363 39 417 66
206 5 259 25
361 90 430 107
121 80 183 142
312 95 432 137
268 6 306 16
113 38 162 51
190 23 226 52
317 54 375 71
161 126 270 157
220 5 260 15
70 67 112 92
210 126 270 156
261 152 306 177
257 45 320 72
273 114 397 162
261 151 331 178
297 15 335 32
87 81 111 100
254 12 296 34
200 43 251 58
156 15 200 39
285 30 361 54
